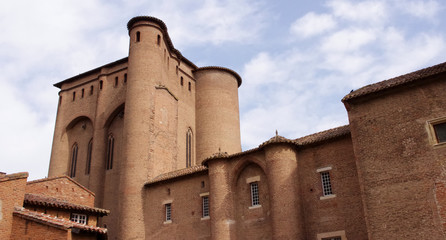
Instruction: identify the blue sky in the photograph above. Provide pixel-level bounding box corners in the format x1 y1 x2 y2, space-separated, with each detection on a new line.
1 0 445 180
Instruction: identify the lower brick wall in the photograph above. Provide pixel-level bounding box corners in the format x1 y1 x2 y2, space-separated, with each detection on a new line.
11 216 69 240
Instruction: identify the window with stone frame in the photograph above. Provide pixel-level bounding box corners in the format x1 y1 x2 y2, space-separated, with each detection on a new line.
71 213 87 224
250 182 260 206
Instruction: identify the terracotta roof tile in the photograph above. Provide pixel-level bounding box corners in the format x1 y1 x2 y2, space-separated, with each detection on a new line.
13 207 107 235
0 172 28 182
294 125 350 145
343 61 446 102
24 193 109 216
145 165 208 186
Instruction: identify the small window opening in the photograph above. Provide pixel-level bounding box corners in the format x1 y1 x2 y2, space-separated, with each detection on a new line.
106 134 114 170
71 213 87 224
70 143 78 178
321 172 333 196
176 66 178 75
167 188 171 195
72 92 76 101
165 203 172 221
86 139 93 175
201 181 205 188
250 182 260 206
157 35 161 45
180 77 184 86
434 122 446 143
202 196 209 217
186 129 192 167
188 82 191 91
136 31 141 42
59 96 62 105
99 80 103 90
81 88 84 98
115 77 118 87
124 74 127 83
90 86 94 95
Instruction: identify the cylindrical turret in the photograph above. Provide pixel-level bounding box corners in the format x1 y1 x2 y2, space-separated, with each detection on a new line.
263 141 304 239
194 67 242 163
117 16 168 239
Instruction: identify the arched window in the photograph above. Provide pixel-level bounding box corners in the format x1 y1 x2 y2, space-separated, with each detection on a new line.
70 143 78 177
136 31 141 42
85 139 93 175
186 129 192 167
106 134 114 170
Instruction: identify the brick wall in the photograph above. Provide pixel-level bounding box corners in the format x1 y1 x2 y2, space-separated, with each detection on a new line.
11 216 69 240
26 176 95 207
0 172 28 240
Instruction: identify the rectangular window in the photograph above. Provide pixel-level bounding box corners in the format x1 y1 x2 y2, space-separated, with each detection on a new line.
202 196 209 218
71 213 87 224
434 122 446 143
321 172 333 196
250 182 260 206
165 203 171 221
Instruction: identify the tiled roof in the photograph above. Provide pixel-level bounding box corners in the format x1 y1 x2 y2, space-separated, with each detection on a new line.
13 207 107 235
343 61 446 102
194 66 242 86
145 165 208 186
203 126 351 165
27 175 95 196
294 125 350 146
24 193 109 216
0 172 28 182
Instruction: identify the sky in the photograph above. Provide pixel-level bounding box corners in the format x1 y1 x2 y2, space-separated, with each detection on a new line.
1 0 446 180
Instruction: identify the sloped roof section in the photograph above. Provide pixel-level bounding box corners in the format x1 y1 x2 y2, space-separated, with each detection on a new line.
27 175 95 196
13 207 107 234
343 61 446 102
145 165 208 186
24 193 109 216
294 125 350 146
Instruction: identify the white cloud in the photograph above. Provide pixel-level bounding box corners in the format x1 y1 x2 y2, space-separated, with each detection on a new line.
290 12 337 38
397 0 441 19
327 0 388 24
320 28 377 53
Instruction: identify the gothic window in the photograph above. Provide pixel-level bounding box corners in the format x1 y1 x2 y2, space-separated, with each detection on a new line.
106 134 114 170
186 129 192 167
70 143 78 178
85 139 93 175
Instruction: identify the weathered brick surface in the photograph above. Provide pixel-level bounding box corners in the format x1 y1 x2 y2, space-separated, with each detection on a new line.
345 75 446 239
0 172 28 240
11 216 69 240
26 176 95 207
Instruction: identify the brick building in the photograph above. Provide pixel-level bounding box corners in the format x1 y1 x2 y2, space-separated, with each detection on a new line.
45 16 446 239
0 173 109 240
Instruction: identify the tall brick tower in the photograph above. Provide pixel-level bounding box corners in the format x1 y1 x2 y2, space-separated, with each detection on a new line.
47 16 242 239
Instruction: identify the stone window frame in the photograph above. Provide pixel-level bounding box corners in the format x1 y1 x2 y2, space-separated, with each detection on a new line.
427 116 446 147
163 200 173 224
246 176 261 209
200 192 210 220
317 167 336 200
317 230 347 240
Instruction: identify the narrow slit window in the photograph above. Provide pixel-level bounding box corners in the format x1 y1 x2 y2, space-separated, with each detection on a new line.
250 182 260 206
321 172 333 196
86 139 93 175
165 203 172 221
202 196 209 217
180 77 184 86
136 31 141 42
157 35 161 45
72 92 76 101
186 129 192 167
106 134 114 170
115 77 118 86
81 88 84 98
124 74 127 83
99 80 103 90
90 86 94 95
70 143 78 178
188 82 191 91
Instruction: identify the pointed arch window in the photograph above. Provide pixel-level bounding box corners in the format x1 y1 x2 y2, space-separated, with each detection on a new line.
106 134 114 170
70 143 78 178
85 139 93 175
186 129 193 167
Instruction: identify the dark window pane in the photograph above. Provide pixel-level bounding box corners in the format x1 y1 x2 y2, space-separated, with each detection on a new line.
434 122 446 143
